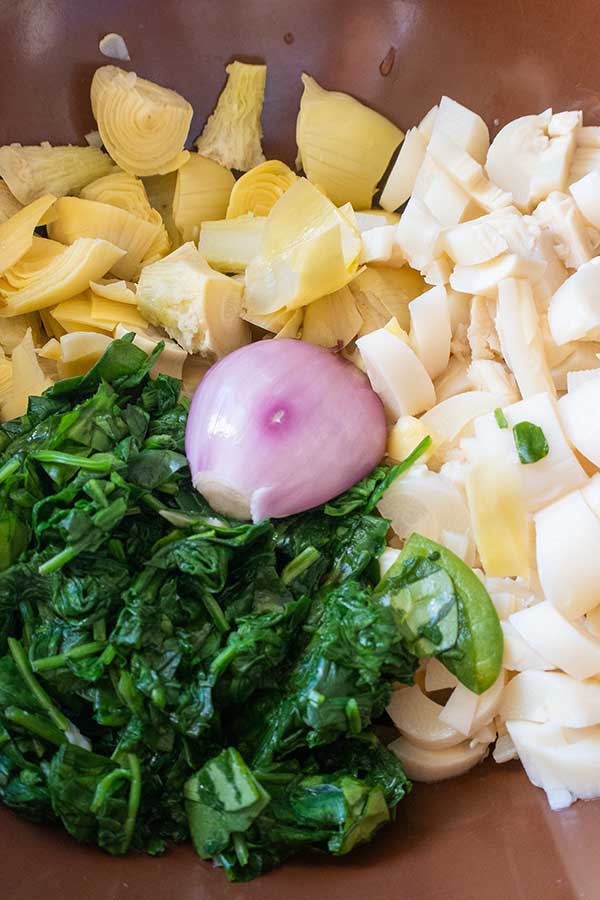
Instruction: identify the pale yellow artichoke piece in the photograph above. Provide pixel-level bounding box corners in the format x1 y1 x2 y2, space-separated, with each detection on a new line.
0 144 114 205
245 224 351 315
55 331 113 379
241 306 295 332
0 328 52 421
226 160 297 218
348 265 427 333
296 74 404 209
0 180 22 223
244 177 361 314
173 154 235 242
137 242 250 357
39 308 66 339
50 294 113 335
197 214 265 273
38 338 62 360
195 61 266 171
302 286 363 349
274 308 304 339
81 171 153 218
261 181 360 263
0 194 56 276
55 330 98 360
51 291 148 335
0 238 125 315
2 236 64 288
89 295 148 331
81 173 171 263
0 312 43 355
90 278 137 305
91 66 192 176
141 209 171 266
48 196 165 280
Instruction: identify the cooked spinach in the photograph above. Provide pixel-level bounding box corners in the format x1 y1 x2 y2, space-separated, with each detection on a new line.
0 334 500 880
512 420 549 464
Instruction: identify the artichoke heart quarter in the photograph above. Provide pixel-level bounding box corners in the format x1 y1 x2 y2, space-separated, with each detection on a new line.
226 160 297 218
198 214 265 273
302 286 363 349
89 278 137 305
243 177 361 313
0 310 42 355
2 237 64 289
81 172 171 264
48 196 165 280
0 193 56 276
296 74 404 209
195 61 267 171
91 65 192 177
173 154 235 242
0 328 51 421
0 144 114 205
50 290 148 336
0 238 125 315
137 242 250 358
81 171 154 219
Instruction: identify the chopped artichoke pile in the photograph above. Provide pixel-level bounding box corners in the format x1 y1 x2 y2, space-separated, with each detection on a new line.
0 58 416 424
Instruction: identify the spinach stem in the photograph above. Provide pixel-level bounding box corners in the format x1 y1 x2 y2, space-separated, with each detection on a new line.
7 637 70 732
4 706 67 746
156 482 178 495
123 753 142 852
202 593 229 634
38 544 81 575
140 492 166 513
30 450 114 472
209 642 239 675
32 640 107 672
0 456 20 484
345 697 362 735
99 644 116 666
93 619 107 642
281 546 321 585
108 538 126 561
91 768 131 813
84 478 110 508
232 832 249 867
117 671 144 716
93 753 141 852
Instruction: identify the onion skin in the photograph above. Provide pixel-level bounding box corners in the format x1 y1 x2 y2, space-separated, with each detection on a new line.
185 339 386 521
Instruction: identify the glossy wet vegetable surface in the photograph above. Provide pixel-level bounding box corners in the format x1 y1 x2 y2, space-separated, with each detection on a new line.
3 0 600 897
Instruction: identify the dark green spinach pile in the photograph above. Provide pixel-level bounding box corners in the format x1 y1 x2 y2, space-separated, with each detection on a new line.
0 334 500 881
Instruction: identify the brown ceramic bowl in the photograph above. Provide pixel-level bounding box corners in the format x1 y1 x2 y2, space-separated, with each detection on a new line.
2 1 600 897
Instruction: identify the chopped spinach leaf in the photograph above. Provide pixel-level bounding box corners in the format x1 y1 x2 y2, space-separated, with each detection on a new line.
512 420 549 464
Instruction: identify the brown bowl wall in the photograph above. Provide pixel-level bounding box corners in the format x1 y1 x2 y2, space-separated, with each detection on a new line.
2 1 600 898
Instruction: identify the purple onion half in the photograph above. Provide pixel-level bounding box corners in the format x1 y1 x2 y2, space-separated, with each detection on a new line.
185 338 387 521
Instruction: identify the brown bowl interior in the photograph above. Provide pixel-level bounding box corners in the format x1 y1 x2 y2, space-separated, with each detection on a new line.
3 1 600 897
